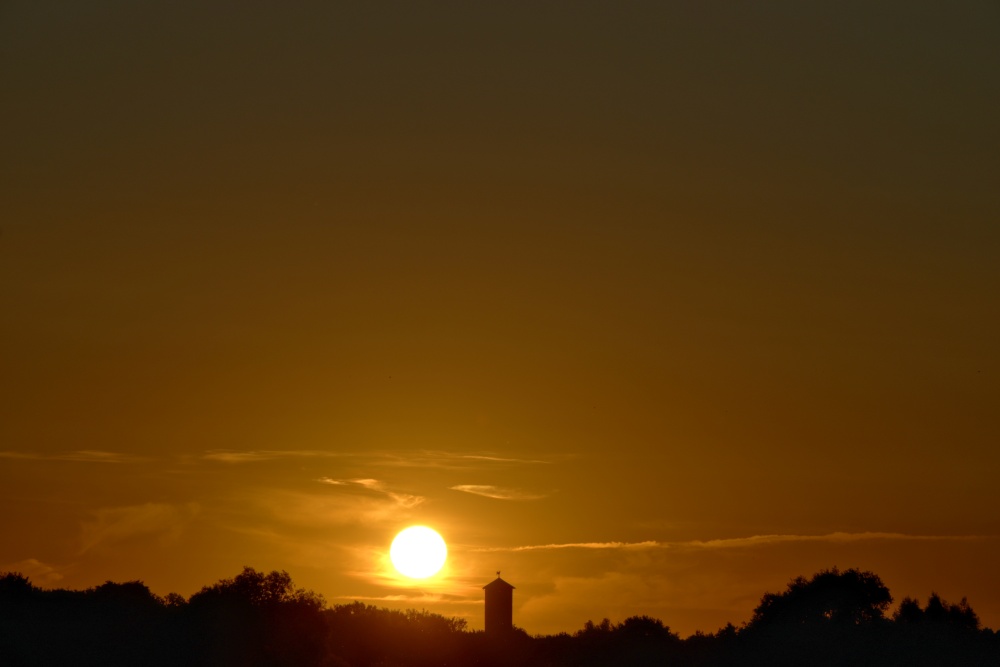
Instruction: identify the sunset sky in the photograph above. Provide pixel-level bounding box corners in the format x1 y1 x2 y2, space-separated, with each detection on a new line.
2 2 998 636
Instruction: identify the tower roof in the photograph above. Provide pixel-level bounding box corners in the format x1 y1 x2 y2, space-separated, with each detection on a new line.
483 576 514 590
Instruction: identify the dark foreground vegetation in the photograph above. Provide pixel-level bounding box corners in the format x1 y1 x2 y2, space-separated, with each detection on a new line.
2 566 997 666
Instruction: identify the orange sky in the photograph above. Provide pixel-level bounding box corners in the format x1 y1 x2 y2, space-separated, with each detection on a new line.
2 2 998 636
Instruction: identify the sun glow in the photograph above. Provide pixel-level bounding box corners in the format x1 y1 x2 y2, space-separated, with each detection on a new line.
390 526 447 579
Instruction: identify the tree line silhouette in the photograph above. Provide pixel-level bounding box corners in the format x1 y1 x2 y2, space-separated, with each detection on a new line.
1 566 997 666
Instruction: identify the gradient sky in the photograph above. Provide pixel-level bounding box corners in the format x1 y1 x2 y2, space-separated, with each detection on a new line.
2 1 998 636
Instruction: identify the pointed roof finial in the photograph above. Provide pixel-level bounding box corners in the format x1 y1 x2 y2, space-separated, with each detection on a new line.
497 570 501 578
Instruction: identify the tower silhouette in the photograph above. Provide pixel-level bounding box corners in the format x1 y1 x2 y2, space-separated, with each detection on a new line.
483 572 514 635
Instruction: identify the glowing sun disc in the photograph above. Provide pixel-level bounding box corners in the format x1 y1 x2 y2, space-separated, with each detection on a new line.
390 526 447 578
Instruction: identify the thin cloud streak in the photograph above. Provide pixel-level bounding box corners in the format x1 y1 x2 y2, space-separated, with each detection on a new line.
474 541 659 552
203 449 350 463
200 449 551 468
450 485 547 501
317 477 424 509
2 558 67 585
681 532 994 549
61 450 138 463
0 451 37 460
476 532 993 552
375 450 552 469
0 450 140 463
241 488 415 530
203 451 277 462
459 454 551 464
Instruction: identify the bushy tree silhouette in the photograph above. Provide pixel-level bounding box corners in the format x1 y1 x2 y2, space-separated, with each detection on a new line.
186 566 327 667
0 574 179 667
748 567 892 629
560 615 682 666
189 566 324 609
740 568 895 667
325 601 469 667
2 565 998 666
888 592 995 665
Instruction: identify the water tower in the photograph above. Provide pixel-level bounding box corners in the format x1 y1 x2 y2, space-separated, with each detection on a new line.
483 572 514 634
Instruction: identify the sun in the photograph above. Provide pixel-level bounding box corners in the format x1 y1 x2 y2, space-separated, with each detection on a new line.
390 526 448 579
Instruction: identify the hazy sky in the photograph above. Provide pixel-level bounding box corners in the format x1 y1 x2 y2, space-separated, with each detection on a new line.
2 1 998 635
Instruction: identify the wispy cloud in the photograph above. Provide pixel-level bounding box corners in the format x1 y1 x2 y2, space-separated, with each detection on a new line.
203 450 277 462
244 484 422 530
60 450 138 463
458 454 550 464
475 541 659 552
0 450 140 463
0 451 36 460
475 532 992 553
203 449 350 463
80 502 200 553
374 450 552 469
450 485 546 501
200 449 553 469
317 478 424 509
677 532 992 549
2 558 67 585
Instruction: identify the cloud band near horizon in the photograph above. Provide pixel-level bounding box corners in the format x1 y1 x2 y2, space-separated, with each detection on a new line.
473 532 995 552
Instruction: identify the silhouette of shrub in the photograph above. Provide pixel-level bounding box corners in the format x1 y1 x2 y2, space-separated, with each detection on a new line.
2 566 999 667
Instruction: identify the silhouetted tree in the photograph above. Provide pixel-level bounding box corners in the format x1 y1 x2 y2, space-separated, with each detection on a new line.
888 592 996 666
0 574 180 667
189 566 324 609
185 566 327 667
924 593 980 631
3 566 999 667
325 601 470 667
562 615 683 666
740 568 893 666
683 623 742 667
894 596 924 624
748 567 892 629
0 572 33 598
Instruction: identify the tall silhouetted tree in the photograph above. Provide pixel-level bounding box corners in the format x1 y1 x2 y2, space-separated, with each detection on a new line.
748 567 892 629
186 567 327 667
888 592 996 666
741 568 893 667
